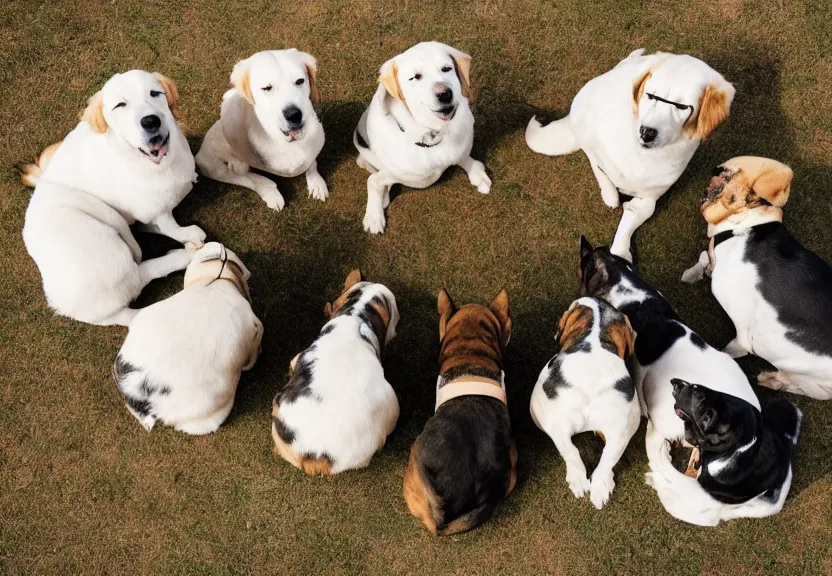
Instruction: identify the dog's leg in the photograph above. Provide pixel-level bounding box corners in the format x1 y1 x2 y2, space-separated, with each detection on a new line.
363 172 397 234
458 156 492 194
304 160 329 202
723 337 749 359
610 197 656 262
585 151 619 208
141 211 207 249
549 429 590 499
201 154 286 211
356 154 379 174
681 251 710 284
98 307 140 327
138 249 195 290
758 371 831 400
589 422 633 509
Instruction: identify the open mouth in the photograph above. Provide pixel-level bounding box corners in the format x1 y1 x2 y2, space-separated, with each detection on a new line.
281 125 304 142
139 133 170 164
674 407 692 422
434 104 457 121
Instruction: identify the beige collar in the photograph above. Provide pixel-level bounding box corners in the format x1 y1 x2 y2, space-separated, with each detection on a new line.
184 260 250 302
435 374 507 412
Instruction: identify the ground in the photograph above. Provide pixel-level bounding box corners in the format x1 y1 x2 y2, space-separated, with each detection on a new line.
1 1 831 574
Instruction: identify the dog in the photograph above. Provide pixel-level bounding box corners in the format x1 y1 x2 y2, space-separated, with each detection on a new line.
682 156 832 400
403 288 515 535
526 49 734 261
271 270 399 475
196 49 327 211
22 70 205 247
354 41 491 234
579 237 799 524
114 243 263 434
529 296 639 509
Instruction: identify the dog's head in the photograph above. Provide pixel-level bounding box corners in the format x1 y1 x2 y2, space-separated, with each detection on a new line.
82 70 180 164
184 242 252 300
700 156 793 225
378 41 471 131
556 297 635 359
578 236 634 300
632 54 734 149
324 269 399 347
671 378 758 457
230 49 319 143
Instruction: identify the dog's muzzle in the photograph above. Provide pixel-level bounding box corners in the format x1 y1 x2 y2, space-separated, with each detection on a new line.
433 103 457 122
140 132 170 164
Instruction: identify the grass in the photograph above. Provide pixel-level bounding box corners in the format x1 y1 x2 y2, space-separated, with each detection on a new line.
1 0 832 574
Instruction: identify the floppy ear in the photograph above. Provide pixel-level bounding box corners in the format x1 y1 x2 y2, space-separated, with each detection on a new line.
153 73 180 119
230 58 254 104
580 236 594 262
378 58 404 103
344 269 363 290
696 79 735 141
448 47 472 97
81 91 108 133
631 69 651 117
292 50 319 105
623 316 637 359
554 300 581 342
324 302 334 318
752 158 793 207
489 289 513 348
437 288 456 341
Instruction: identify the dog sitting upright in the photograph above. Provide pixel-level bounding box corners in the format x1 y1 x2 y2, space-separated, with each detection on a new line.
526 49 734 261
404 289 515 535
529 297 639 509
197 49 327 211
682 156 832 400
579 237 801 525
354 41 491 234
114 243 263 435
271 270 399 475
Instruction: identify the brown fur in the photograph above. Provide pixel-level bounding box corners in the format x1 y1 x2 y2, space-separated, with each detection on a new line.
696 83 731 141
231 63 254 104
600 316 636 360
631 70 651 116
272 403 333 475
701 156 793 225
81 91 108 133
324 269 364 318
379 62 404 102
305 63 319 104
438 289 511 376
451 51 472 97
555 303 593 353
594 431 607 443
402 439 440 534
20 141 61 187
153 72 180 119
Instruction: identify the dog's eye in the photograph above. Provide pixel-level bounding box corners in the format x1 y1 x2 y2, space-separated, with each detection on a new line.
149 90 162 98
262 85 273 92
112 102 126 110
441 66 452 73
295 78 305 86
410 73 422 81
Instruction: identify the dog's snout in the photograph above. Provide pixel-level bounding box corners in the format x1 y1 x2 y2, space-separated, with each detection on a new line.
639 126 658 143
671 378 688 395
283 106 303 126
434 83 453 104
140 115 161 132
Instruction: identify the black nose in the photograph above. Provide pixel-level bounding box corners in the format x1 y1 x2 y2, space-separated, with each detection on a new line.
436 88 453 105
140 115 161 131
283 106 303 126
640 126 658 143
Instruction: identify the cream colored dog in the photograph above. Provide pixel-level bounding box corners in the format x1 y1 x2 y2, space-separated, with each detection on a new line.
196 49 327 211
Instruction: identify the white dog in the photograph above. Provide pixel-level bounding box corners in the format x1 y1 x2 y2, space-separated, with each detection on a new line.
271 270 399 475
530 297 639 509
526 49 735 261
354 41 491 234
22 70 205 247
196 49 327 211
114 243 263 435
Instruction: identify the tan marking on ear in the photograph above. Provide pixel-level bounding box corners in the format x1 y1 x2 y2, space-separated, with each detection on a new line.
437 288 455 342
230 61 254 104
741 156 793 207
368 298 391 330
702 156 792 223
451 51 472 98
600 318 635 360
489 289 512 348
344 269 363 290
632 70 651 117
697 83 731 141
306 63 319 104
323 302 334 318
20 141 61 187
153 72 180 119
379 61 404 102
403 439 439 534
685 446 701 478
556 304 593 353
81 91 108 133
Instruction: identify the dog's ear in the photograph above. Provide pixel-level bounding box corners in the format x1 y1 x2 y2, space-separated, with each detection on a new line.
580 236 594 262
378 58 404 103
631 69 652 117
81 91 108 133
622 315 637 359
230 58 254 104
448 47 472 98
292 50 320 105
153 73 180 119
489 289 513 348
344 269 363 290
437 288 456 341
751 158 793 207
324 302 334 318
554 300 581 344
696 79 735 141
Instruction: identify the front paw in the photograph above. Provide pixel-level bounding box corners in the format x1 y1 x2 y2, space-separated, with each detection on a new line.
566 468 591 499
307 173 329 202
260 183 286 211
590 470 615 509
681 264 704 284
467 161 492 194
182 225 207 249
363 206 386 235
601 185 620 208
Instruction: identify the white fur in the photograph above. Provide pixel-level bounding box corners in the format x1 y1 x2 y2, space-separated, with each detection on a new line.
526 49 734 260
276 283 400 474
196 49 326 211
529 298 640 509
355 41 491 234
115 243 263 435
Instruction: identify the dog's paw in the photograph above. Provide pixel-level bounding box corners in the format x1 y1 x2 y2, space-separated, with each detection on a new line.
260 184 286 211
307 173 329 202
590 471 615 510
601 186 620 209
181 225 207 249
467 161 492 194
681 264 704 284
363 207 386 235
191 172 199 184
566 469 591 499
723 338 749 359
757 370 788 390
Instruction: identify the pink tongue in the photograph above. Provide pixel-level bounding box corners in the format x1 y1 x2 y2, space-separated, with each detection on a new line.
148 144 168 163
288 129 301 139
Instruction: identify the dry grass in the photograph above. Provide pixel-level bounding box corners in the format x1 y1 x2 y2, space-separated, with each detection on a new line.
2 1 832 574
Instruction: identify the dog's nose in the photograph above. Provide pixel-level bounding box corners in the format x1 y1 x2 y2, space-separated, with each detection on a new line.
640 126 658 143
283 106 303 126
434 83 453 105
140 115 161 132
671 378 687 394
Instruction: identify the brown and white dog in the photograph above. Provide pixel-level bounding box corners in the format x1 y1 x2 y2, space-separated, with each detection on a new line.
271 270 399 475
403 289 516 535
682 156 832 399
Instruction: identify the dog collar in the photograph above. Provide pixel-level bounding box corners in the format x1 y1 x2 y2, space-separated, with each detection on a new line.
434 372 507 412
184 260 251 302
711 229 735 248
389 110 444 148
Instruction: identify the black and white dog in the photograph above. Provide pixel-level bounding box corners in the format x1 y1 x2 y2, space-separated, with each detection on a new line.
580 237 801 525
682 156 832 400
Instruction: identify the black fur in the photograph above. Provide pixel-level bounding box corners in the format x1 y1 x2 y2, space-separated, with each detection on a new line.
542 356 568 399
743 222 832 356
278 346 317 405
355 127 370 150
613 375 635 401
689 332 707 350
319 324 335 336
113 354 158 417
568 340 592 354
273 416 296 444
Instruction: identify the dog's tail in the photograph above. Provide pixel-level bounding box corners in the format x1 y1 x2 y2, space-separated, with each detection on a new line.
403 439 442 534
20 142 61 187
763 400 802 454
525 115 579 156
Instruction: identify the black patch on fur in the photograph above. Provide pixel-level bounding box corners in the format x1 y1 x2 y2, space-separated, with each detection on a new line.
278 347 317 405
542 356 569 399
114 355 139 381
113 354 161 417
689 332 707 350
273 416 296 444
744 222 832 356
159 386 171 396
569 340 592 354
613 375 635 402
320 324 335 336
124 395 152 417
